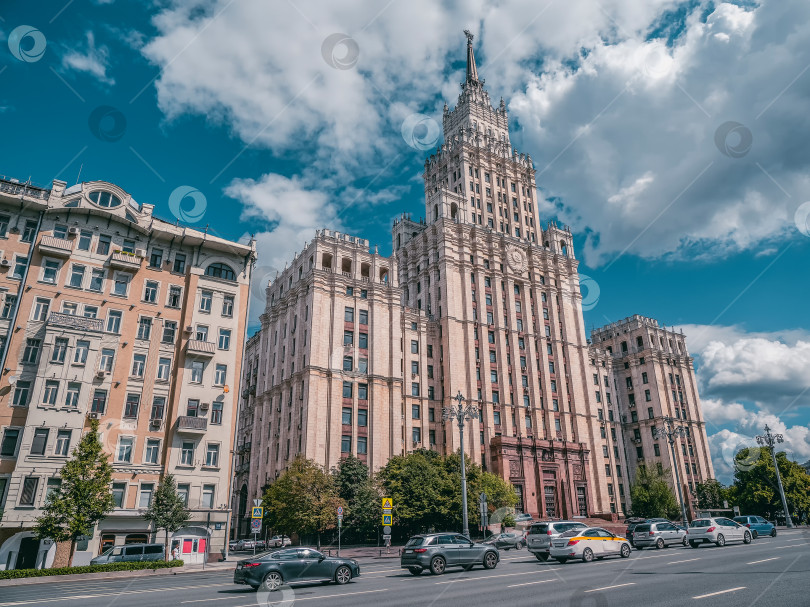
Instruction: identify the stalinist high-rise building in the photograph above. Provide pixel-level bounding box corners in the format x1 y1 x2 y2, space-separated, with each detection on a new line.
232 32 713 535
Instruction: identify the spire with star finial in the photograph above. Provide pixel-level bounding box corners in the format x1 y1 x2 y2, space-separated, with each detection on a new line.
464 29 479 83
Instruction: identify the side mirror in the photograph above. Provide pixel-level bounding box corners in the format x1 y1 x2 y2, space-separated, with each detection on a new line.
318 554 326 562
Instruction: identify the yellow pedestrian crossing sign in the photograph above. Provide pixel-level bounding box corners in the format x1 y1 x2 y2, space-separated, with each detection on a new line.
381 497 393 509
251 506 263 519
382 514 393 526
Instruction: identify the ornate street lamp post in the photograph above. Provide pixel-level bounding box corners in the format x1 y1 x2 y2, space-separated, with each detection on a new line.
443 390 479 537
756 425 794 528
652 416 689 525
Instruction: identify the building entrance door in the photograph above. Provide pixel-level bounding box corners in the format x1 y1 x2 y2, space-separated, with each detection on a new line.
16 537 39 570
544 486 556 517
577 487 587 516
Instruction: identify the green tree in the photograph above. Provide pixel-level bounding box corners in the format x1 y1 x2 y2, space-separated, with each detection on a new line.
731 447 810 522
144 474 190 560
332 456 380 542
694 479 730 511
34 419 114 565
263 456 344 548
629 465 680 520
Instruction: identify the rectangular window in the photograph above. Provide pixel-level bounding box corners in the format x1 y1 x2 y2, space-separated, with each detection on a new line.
214 364 227 385
64 382 81 408
68 264 85 289
222 295 234 317
150 396 166 420
218 329 231 350
173 253 186 274
42 259 60 283
195 325 208 342
137 317 152 340
167 285 182 307
20 477 39 506
344 307 354 322
98 348 115 372
32 298 50 321
124 393 140 418
96 234 111 255
341 435 351 453
493 411 501 425
357 436 367 454
51 337 68 364
358 333 368 349
205 443 220 467
162 320 177 344
358 309 368 324
1 428 20 456
0 214 9 237
91 389 107 414
190 361 204 383
143 280 159 303
357 409 368 427
201 485 215 509
112 482 126 508
144 439 160 464
412 404 420 419
1 293 17 319
411 340 418 354
73 340 89 365
88 268 105 292
42 380 59 406
342 407 352 425
180 441 195 466
112 273 131 296
139 483 154 508
131 353 146 377
12 255 28 279
411 382 420 397
149 248 163 268
186 399 199 417
106 310 122 333
358 383 368 400
115 436 133 462
342 382 352 399
211 401 223 425
199 290 212 312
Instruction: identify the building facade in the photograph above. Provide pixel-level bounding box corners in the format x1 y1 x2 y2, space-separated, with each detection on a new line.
233 32 714 531
0 177 254 569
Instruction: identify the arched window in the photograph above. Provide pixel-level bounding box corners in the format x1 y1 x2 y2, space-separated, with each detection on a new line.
560 240 568 256
205 262 236 281
88 190 121 208
450 203 458 220
434 205 439 221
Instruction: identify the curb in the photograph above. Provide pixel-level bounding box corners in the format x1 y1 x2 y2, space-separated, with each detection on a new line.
0 566 182 587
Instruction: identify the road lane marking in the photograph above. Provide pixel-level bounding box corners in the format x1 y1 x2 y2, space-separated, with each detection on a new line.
585 583 635 593
230 588 388 606
693 587 746 599
507 580 554 588
667 558 701 565
747 557 780 565
0 583 230 606
434 570 551 584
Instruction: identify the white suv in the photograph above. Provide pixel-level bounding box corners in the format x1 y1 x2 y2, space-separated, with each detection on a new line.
688 517 752 547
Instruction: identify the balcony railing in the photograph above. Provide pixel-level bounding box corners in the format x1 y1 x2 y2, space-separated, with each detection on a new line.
109 250 143 270
186 339 216 356
0 180 50 199
47 312 104 332
177 416 207 433
39 235 73 256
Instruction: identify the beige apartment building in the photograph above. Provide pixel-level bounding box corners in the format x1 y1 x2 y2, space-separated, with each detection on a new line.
232 32 714 531
0 176 254 569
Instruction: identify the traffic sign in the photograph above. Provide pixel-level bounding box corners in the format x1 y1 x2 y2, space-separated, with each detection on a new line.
381 497 393 509
383 526 391 534
251 518 262 532
253 499 262 507
251 506 263 518
337 506 344 515
382 534 391 540
382 514 392 526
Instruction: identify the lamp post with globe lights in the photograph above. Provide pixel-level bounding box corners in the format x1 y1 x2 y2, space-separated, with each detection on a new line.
443 390 479 537
652 416 689 525
756 425 794 528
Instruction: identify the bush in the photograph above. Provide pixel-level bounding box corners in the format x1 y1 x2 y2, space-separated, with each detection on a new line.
0 559 184 580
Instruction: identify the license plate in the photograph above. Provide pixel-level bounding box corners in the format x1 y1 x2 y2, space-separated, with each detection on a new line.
237 564 243 569
405 549 413 553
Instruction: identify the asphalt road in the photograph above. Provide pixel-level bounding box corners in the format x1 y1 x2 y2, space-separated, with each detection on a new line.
1 530 808 607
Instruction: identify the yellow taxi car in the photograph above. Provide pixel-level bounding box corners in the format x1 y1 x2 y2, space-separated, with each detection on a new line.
549 526 632 563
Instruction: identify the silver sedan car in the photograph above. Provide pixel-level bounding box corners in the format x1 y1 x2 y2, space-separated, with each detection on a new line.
549 527 632 563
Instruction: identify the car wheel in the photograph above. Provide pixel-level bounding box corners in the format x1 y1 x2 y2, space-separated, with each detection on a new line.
261 571 283 592
334 565 352 585
430 556 446 575
483 551 498 570
656 538 665 550
582 548 594 563
715 534 725 547
556 557 568 564
682 536 688 546
689 540 699 548
535 553 549 562
771 528 777 537
743 531 752 544
752 530 758 539
408 567 422 576
620 543 631 558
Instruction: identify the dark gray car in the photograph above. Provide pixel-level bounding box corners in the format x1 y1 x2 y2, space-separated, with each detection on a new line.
400 533 499 575
233 548 360 590
485 532 526 550
527 521 587 561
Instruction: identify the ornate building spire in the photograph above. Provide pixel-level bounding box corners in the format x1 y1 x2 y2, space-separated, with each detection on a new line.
464 29 479 83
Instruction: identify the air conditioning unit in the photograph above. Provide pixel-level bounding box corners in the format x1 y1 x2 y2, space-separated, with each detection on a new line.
149 418 162 428
95 370 106 379
135 248 147 257
68 227 80 236
184 326 193 333
200 402 209 411
88 412 99 419
0 259 10 267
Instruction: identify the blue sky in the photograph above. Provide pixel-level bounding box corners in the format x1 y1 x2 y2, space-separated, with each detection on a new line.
2 0 809 480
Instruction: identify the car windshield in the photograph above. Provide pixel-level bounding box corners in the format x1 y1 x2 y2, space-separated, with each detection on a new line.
558 528 582 538
405 537 425 547
269 549 297 559
529 524 548 535
635 524 651 532
691 520 712 528
733 517 746 523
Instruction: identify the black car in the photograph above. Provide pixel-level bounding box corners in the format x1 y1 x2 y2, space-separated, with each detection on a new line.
234 548 360 590
400 533 499 575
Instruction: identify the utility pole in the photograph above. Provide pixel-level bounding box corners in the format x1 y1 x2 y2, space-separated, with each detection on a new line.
652 416 689 525
756 425 794 528
443 391 478 537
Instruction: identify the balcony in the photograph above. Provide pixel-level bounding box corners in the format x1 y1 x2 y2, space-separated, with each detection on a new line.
109 250 143 270
38 235 73 257
186 339 216 357
176 415 207 434
47 312 104 332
